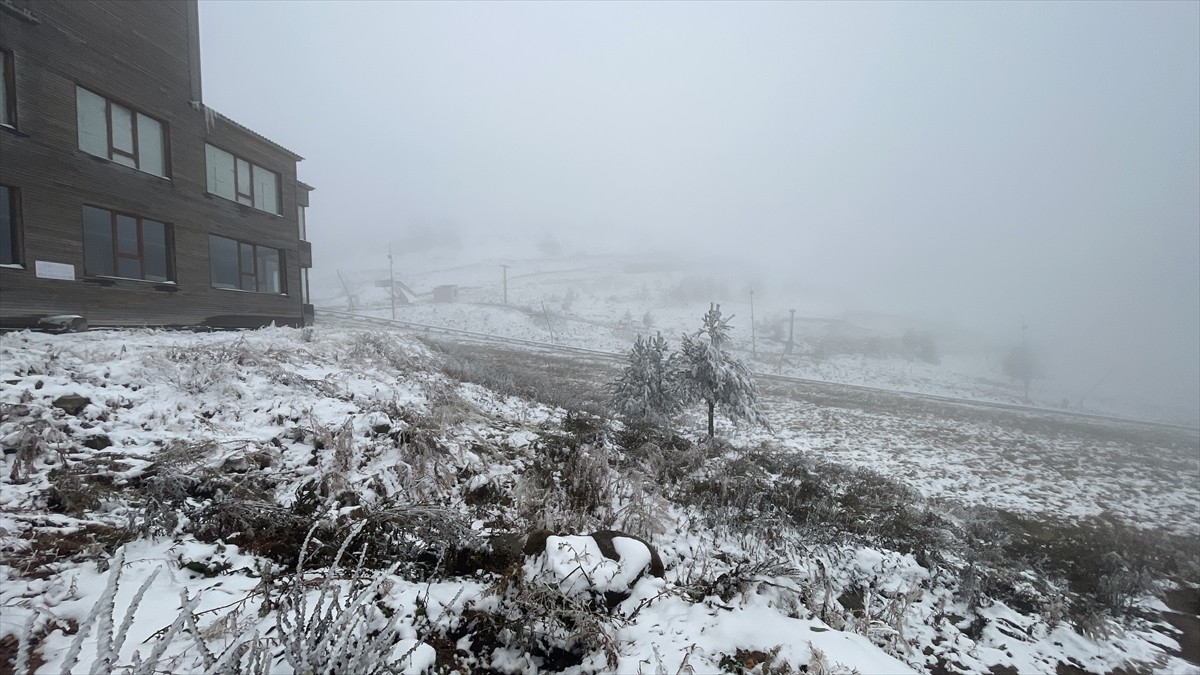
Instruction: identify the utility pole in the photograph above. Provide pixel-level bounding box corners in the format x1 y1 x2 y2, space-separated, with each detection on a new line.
388 246 396 320
786 309 795 355
541 300 556 343
749 288 756 358
500 264 509 305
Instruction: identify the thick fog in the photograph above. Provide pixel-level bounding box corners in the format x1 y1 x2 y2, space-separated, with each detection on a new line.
198 1 1199 421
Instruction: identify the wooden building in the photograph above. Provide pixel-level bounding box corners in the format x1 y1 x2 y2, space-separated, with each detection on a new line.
0 0 314 330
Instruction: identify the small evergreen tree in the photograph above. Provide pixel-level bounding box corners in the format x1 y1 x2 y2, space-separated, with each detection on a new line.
610 332 680 426
676 304 767 438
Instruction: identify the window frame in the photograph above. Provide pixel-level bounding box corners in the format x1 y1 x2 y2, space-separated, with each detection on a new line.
81 204 174 282
235 157 253 205
0 184 22 267
203 143 282 215
106 101 139 168
208 234 287 295
75 85 170 178
0 48 16 129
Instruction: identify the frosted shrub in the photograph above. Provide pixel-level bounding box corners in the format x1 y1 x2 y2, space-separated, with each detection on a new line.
520 419 618 531
478 562 622 669
520 447 614 532
45 548 202 675
18 531 435 675
272 525 417 675
344 331 414 372
4 419 67 483
156 341 248 396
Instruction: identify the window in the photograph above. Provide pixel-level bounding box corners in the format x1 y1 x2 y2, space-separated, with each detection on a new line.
82 205 172 281
209 235 285 294
297 205 306 240
205 144 281 215
76 86 167 177
1 49 14 128
0 185 20 265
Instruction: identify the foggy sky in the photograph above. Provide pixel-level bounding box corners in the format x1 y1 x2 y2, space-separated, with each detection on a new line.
198 1 1200 416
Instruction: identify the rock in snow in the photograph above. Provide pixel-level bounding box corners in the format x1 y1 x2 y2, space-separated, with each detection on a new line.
523 529 664 602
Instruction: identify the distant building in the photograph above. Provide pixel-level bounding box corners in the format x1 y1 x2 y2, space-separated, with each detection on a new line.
433 285 458 303
0 0 314 330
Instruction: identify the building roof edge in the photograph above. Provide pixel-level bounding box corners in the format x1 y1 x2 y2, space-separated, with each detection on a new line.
196 103 305 162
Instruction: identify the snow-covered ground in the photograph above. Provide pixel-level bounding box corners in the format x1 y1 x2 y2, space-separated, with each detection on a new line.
1 326 1196 674
758 392 1200 538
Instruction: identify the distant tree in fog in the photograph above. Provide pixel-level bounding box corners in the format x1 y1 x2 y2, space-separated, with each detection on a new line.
1003 343 1042 400
537 233 563 256
902 330 940 364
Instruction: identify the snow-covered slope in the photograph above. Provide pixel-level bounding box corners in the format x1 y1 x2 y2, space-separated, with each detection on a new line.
0 326 1193 674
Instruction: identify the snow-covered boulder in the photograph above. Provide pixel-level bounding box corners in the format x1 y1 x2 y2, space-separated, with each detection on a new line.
523 530 664 606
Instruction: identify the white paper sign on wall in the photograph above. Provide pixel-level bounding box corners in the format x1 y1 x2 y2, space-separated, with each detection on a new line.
35 261 76 281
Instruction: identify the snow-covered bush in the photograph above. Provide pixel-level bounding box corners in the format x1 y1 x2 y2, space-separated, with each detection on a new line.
343 331 418 372
615 422 703 488
467 535 648 670
154 341 249 397
682 446 952 565
610 332 679 427
3 417 67 483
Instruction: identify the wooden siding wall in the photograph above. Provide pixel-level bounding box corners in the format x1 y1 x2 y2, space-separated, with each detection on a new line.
0 0 308 328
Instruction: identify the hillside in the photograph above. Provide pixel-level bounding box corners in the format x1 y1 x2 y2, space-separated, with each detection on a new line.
0 325 1196 674
316 243 1200 428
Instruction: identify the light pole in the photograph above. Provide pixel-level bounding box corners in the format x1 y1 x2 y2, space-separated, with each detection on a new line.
501 264 509 305
388 246 395 320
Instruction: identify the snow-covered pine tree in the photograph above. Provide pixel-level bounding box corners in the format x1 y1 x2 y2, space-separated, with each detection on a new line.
677 303 768 438
610 332 680 426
